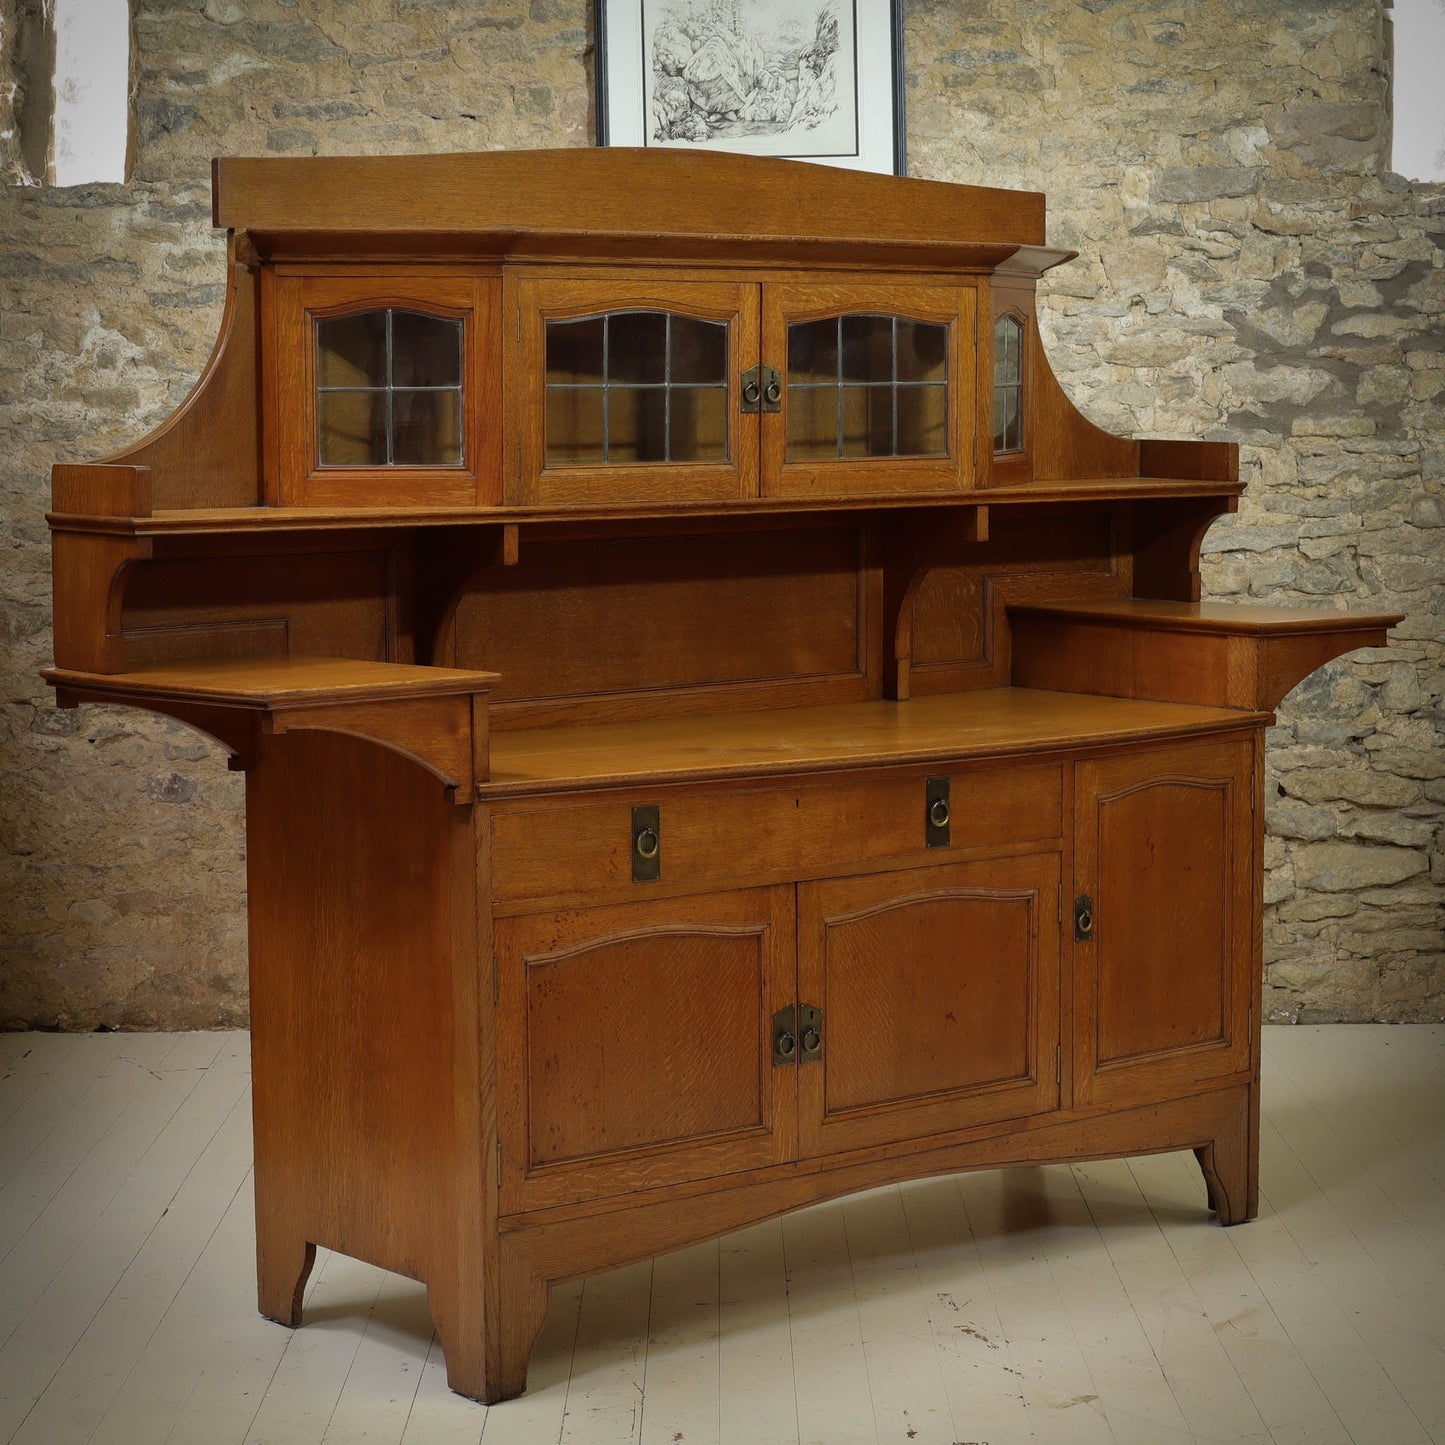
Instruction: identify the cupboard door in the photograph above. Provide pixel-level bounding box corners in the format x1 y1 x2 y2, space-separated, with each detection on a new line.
496 886 795 1211
269 271 502 507
1073 737 1255 1109
763 281 977 498
509 275 760 505
798 854 1060 1157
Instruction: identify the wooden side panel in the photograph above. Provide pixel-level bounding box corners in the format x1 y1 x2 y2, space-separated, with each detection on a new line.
455 526 873 726
246 729 480 1288
108 242 262 510
1031 323 1139 483
798 853 1060 1156
496 886 796 1212
1073 736 1255 1109
120 549 393 667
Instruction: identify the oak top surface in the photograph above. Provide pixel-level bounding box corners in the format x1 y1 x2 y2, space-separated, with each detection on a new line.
483 688 1266 796
45 656 500 707
1010 599 1405 634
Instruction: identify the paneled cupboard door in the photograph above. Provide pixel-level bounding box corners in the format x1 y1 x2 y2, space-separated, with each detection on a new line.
797 854 1060 1157
1073 737 1255 1109
763 282 978 497
495 885 795 1212
509 276 760 505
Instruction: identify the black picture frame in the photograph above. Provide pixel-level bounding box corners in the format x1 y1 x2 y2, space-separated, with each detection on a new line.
594 0 906 177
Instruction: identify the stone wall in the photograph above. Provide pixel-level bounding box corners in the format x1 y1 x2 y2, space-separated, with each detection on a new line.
0 0 1440 1029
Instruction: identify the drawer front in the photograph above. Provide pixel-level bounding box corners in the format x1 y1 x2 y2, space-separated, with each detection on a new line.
491 761 1063 905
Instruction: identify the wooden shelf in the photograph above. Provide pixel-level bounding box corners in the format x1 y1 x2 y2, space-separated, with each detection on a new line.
1010 600 1401 712
45 657 498 801
482 687 1266 797
47 475 1245 539
43 655 499 707
1009 598 1402 637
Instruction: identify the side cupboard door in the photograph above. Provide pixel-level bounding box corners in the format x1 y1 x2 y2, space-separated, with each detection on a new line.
797 853 1061 1157
1073 736 1257 1109
495 886 795 1212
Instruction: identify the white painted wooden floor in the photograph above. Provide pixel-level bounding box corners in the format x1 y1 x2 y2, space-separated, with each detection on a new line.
0 1027 1442 1445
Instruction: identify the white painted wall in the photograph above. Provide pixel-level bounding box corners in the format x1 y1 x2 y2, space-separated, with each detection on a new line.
1392 0 1445 182
51 0 130 186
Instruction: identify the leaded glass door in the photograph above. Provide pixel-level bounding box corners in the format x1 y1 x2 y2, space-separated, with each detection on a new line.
761 282 978 497
511 278 760 505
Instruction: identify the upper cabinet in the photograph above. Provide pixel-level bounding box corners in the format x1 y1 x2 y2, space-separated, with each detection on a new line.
73 151 1241 521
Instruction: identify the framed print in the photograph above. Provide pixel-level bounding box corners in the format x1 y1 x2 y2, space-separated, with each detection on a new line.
595 0 905 176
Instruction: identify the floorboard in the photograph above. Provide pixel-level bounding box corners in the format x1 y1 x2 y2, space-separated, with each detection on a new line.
0 1024 1440 1445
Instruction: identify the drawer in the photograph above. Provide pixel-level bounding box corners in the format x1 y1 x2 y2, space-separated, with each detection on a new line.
490 761 1063 905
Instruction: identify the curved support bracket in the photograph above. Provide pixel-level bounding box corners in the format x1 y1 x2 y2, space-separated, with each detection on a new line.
48 529 151 675
881 505 989 701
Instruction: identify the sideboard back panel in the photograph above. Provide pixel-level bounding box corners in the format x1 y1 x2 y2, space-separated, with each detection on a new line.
456 526 875 726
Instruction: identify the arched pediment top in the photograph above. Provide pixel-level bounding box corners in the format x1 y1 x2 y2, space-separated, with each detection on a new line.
214 148 1049 255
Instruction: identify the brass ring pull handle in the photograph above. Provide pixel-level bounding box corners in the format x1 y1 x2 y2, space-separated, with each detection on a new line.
801 1027 821 1054
742 379 762 405
776 1031 796 1059
764 378 782 405
635 827 660 860
1077 907 1093 934
929 798 951 829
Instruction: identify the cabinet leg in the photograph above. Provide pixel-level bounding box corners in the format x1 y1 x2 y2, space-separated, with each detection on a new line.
256 1233 316 1327
1194 1097 1257 1226
428 1260 551 1405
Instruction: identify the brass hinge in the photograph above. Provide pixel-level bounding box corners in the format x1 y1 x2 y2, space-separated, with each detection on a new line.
492 954 499 1004
495 1137 502 1176
1250 773 1256 812
1056 1044 1062 1084
1057 882 1063 924
516 308 522 342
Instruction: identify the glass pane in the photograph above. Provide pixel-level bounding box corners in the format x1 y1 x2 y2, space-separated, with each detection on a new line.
668 386 727 462
896 320 948 382
840 385 894 458
392 389 462 466
608 312 668 385
840 315 894 384
786 385 839 462
607 387 669 463
788 319 839 383
317 311 387 389
995 316 1022 385
318 389 388 466
994 384 1022 453
545 387 605 464
546 316 605 384
670 316 727 384
897 384 948 457
391 311 462 388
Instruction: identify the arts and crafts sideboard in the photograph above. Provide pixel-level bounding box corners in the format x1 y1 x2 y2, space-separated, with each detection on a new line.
43 149 1399 1402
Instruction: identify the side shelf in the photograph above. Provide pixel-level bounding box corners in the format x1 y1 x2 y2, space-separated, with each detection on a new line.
1009 598 1403 711
43 655 498 802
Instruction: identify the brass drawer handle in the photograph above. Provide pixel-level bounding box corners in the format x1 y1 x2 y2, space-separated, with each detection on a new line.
929 798 950 829
776 1030 796 1058
764 377 782 406
635 827 659 860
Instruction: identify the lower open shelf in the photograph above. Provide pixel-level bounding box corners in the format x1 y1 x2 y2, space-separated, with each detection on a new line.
483 686 1268 796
